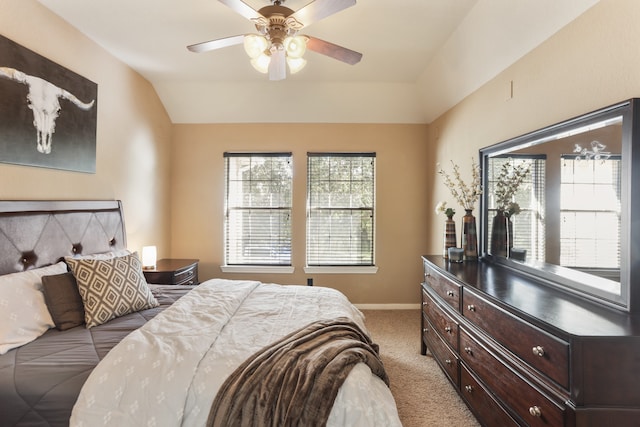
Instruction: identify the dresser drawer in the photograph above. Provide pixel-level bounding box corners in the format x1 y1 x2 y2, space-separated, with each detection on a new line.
462 289 569 389
173 264 197 285
424 260 461 310
422 314 459 386
422 287 459 351
460 328 565 427
460 363 520 427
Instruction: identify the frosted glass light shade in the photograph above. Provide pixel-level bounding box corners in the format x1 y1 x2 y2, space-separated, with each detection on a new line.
244 34 269 59
287 57 307 74
250 53 271 73
141 246 157 269
284 36 307 58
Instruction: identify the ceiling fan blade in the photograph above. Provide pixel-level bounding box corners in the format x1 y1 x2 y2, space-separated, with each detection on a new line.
187 35 246 53
269 49 286 81
305 36 362 65
218 0 264 21
291 0 356 27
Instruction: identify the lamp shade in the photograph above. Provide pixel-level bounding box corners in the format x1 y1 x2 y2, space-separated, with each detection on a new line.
287 57 307 74
284 36 307 58
250 53 271 74
141 246 157 269
244 35 269 59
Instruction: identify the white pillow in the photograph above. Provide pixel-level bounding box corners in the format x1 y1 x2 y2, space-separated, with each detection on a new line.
0 262 68 355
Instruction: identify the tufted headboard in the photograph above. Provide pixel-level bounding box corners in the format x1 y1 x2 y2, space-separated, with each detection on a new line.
0 200 126 275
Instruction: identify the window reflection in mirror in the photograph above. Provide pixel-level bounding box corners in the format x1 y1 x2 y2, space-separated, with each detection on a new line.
560 155 621 277
483 114 624 303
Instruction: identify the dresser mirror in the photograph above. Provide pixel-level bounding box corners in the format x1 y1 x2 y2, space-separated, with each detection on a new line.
479 99 640 312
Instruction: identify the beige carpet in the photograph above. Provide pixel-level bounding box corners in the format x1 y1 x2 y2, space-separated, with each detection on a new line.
362 310 480 427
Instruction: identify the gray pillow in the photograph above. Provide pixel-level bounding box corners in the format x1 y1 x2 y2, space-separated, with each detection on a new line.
42 272 85 331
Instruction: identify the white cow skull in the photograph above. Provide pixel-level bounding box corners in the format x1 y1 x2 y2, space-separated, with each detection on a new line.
0 67 95 154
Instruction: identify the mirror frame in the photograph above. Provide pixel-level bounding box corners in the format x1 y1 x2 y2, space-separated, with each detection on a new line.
479 99 640 312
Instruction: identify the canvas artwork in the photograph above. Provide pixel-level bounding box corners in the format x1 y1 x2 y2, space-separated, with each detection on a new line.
0 34 97 173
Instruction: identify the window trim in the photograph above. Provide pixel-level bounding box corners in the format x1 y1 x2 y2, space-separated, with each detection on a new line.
303 266 378 274
306 152 377 267
223 152 293 267
220 265 295 274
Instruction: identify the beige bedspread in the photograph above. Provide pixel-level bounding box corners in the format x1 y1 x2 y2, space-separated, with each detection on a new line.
207 318 389 427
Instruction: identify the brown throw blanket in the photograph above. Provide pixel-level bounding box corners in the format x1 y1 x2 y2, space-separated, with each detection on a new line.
206 317 389 427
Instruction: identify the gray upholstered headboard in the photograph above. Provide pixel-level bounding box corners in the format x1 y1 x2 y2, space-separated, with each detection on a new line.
0 200 126 275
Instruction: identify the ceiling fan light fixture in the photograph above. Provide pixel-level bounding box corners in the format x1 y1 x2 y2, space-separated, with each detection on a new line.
287 57 306 74
250 53 271 74
243 34 269 59
284 35 308 58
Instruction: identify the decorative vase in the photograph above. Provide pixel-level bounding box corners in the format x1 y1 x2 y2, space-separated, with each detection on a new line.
461 209 478 260
443 215 457 258
490 210 510 257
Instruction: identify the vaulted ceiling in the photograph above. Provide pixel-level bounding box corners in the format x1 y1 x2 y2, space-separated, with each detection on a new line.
38 0 599 124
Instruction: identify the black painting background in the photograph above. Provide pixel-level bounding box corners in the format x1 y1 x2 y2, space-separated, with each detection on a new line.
0 34 98 173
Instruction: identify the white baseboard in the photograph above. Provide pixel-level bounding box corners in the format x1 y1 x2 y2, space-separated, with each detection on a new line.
355 304 421 310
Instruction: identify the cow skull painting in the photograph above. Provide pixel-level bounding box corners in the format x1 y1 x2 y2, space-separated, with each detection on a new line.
0 66 95 155
0 34 97 173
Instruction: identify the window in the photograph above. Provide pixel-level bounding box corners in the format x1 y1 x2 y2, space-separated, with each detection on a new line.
224 153 292 266
560 155 621 269
306 153 376 266
487 155 546 262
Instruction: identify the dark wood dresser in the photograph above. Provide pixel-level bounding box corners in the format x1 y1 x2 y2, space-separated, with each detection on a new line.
421 255 640 427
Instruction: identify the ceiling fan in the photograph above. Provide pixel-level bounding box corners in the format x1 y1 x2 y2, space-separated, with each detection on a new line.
187 0 363 81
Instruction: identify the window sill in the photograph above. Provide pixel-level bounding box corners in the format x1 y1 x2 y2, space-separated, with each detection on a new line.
220 265 295 274
303 266 378 274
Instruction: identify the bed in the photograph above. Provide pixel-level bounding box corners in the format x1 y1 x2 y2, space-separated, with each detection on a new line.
0 200 400 426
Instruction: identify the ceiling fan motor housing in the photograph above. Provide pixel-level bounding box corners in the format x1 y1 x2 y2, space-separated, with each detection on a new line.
255 5 303 52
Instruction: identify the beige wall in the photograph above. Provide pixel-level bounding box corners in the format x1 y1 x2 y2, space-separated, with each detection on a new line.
0 0 173 256
427 0 640 260
4 0 639 305
170 124 431 305
172 0 640 305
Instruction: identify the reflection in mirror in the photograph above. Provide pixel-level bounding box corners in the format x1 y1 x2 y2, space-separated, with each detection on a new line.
480 102 633 310
486 155 545 262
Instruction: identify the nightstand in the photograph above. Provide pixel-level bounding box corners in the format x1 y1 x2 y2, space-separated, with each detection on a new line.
143 259 199 285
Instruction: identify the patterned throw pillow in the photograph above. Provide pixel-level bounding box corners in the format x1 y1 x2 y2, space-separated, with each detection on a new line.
65 252 159 328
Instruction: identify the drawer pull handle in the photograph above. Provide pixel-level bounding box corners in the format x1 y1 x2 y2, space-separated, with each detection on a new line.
446 290 455 297
444 326 452 333
464 385 473 393
532 346 545 357
529 406 542 417
422 301 428 306
467 304 476 312
423 328 429 333
445 359 452 366
464 347 473 355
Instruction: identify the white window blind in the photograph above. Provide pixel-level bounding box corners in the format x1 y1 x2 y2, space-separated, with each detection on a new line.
306 153 375 266
487 155 546 262
224 153 292 265
560 156 621 269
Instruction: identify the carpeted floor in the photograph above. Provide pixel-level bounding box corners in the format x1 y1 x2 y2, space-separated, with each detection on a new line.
362 310 480 427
